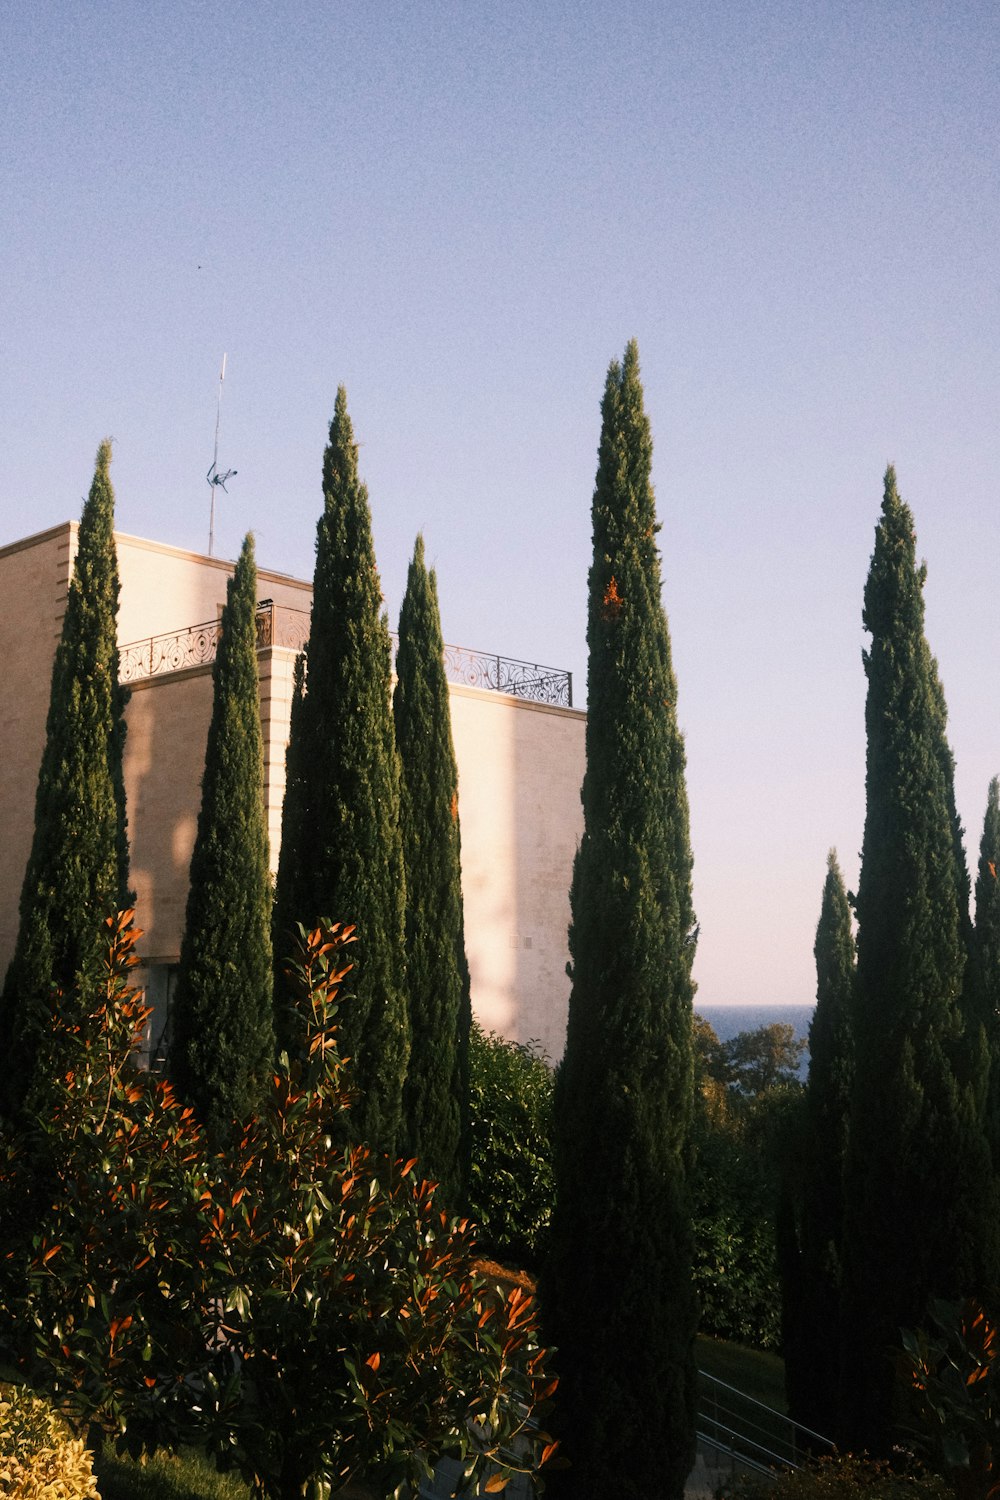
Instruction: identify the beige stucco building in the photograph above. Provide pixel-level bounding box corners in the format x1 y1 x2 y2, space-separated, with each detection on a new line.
0 522 585 1062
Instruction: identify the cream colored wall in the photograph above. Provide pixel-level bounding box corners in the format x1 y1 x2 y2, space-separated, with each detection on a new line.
115 532 310 648
124 667 214 961
0 525 75 974
123 649 298 965
449 686 584 1060
258 648 298 870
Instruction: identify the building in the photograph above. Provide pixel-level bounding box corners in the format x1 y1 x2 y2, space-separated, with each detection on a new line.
0 522 585 1062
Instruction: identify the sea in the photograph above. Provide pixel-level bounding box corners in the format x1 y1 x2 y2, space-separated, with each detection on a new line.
695 1004 815 1081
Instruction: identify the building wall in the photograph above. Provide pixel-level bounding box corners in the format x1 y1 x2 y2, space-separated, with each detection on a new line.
124 665 215 962
115 531 311 647
449 687 583 1060
0 524 75 970
0 524 585 1057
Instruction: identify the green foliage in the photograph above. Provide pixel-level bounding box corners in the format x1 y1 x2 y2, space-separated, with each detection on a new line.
170 533 274 1140
0 911 217 1454
691 1018 803 1352
0 913 558 1500
545 341 697 1500
468 1022 554 1269
782 851 855 1434
969 780 1000 1165
0 440 130 1115
716 1454 950 1500
840 469 996 1453
273 388 408 1151
393 534 470 1203
690 1119 784 1350
698 1020 806 1102
0 1382 99 1499
903 1298 1000 1500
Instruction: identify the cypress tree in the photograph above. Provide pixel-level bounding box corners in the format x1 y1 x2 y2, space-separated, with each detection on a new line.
544 341 697 1500
0 440 130 1115
970 778 1000 1166
393 535 470 1203
839 467 994 1453
170 533 274 1138
784 851 854 1436
272 388 409 1150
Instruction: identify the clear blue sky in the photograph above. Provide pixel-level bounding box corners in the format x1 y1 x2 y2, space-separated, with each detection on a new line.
3 1 999 1008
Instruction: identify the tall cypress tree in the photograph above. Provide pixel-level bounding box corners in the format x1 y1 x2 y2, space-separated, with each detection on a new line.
0 440 130 1116
544 341 697 1500
170 533 274 1138
393 535 470 1203
783 851 854 1436
272 388 409 1150
970 778 1000 1166
839 467 994 1452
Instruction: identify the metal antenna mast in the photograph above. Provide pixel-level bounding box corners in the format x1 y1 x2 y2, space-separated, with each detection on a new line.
206 353 237 556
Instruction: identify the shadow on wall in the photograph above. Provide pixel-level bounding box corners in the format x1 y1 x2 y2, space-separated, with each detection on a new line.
123 667 215 1053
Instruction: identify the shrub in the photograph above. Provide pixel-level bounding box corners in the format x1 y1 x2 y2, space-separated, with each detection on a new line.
0 913 559 1499
468 1023 554 1268
902 1297 1000 1500
0 1382 98 1500
690 1019 804 1350
716 1454 951 1500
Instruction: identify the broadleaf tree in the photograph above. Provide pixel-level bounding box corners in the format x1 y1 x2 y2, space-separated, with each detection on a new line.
170 533 274 1138
0 439 130 1116
544 340 698 1500
393 534 470 1203
839 467 995 1452
272 388 409 1150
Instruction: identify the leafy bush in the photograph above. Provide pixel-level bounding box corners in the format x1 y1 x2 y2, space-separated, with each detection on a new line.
0 913 559 1499
902 1297 1000 1500
690 1017 804 1350
0 1382 98 1500
716 1454 951 1500
468 1023 554 1269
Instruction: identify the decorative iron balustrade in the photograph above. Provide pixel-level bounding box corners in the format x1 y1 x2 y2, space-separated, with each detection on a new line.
439 642 572 706
120 601 573 707
253 600 311 655
120 619 222 682
120 602 312 684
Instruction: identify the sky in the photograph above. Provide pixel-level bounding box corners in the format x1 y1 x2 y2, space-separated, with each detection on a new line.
3 0 1000 1008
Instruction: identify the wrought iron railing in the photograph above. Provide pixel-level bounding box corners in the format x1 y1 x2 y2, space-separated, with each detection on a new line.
119 601 310 683
440 642 572 706
120 601 573 707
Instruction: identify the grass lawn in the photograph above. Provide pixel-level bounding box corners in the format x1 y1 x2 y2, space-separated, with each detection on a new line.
95 1445 250 1500
696 1333 788 1415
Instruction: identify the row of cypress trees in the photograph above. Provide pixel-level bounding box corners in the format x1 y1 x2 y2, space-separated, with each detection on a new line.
270 387 470 1187
1 360 704 1498
18 370 992 1491
785 468 1000 1453
0 422 471 1200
